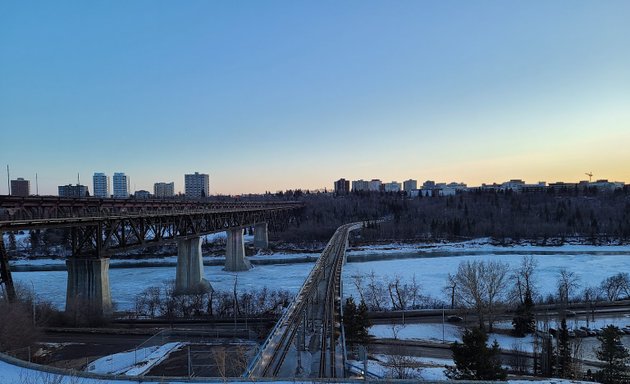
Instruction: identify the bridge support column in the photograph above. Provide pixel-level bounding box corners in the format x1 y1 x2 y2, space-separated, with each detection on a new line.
253 222 269 249
66 258 112 316
225 228 252 272
176 237 211 294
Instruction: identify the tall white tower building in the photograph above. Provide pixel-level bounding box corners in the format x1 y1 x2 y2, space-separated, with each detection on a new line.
93 172 110 198
113 172 129 199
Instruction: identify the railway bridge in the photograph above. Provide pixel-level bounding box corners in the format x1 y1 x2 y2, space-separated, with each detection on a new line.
245 222 362 379
0 196 303 315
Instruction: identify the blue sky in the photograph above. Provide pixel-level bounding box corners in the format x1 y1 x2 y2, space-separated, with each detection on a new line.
1 1 629 195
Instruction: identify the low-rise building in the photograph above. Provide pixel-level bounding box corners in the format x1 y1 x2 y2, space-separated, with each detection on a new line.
134 190 151 199
590 179 624 191
58 184 89 197
548 182 578 192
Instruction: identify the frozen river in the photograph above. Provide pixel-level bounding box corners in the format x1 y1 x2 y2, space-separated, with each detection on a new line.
10 242 630 310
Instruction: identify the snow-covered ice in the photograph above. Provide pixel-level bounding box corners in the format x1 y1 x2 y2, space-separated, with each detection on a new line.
7 242 630 311
343 251 630 304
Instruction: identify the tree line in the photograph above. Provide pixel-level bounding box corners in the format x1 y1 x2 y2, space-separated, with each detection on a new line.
271 188 630 244
6 188 630 258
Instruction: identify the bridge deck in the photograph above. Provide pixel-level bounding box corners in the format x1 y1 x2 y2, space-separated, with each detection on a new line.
244 222 361 379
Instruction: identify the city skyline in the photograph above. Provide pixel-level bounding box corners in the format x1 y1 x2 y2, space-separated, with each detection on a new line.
2 1 629 195
3 168 626 197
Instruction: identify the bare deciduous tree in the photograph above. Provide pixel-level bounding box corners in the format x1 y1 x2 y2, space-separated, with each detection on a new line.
507 342 529 374
0 301 38 353
387 275 421 310
600 272 630 302
449 260 510 332
382 345 422 379
557 268 580 306
365 271 387 311
511 256 537 305
351 273 366 304
582 286 600 326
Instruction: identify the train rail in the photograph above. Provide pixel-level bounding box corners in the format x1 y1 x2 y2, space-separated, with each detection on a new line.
245 222 361 379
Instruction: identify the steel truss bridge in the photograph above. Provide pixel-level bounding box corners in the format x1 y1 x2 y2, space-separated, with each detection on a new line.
0 195 303 301
0 196 302 257
245 222 362 379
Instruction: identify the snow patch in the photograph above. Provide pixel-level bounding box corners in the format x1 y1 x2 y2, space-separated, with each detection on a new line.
86 342 184 376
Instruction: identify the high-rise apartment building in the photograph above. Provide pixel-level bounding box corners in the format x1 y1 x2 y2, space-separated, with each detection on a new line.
368 179 382 192
403 179 418 192
184 172 210 198
384 181 402 192
113 172 129 199
58 184 89 197
334 178 350 194
10 178 30 196
351 179 369 192
93 172 110 198
154 182 175 198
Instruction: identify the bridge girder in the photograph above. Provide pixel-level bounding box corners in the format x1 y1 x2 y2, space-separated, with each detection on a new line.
61 208 297 257
0 198 303 258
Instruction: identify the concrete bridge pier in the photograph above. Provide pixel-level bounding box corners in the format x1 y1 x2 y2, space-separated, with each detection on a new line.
225 228 252 272
253 222 269 249
176 237 211 294
65 258 112 316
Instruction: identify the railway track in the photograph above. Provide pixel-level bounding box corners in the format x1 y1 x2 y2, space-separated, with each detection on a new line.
245 223 361 379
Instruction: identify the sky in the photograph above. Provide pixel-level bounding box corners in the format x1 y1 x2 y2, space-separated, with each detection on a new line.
1 1 629 195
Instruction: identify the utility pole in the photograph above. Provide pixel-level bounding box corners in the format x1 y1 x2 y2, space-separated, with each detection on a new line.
6 165 10 195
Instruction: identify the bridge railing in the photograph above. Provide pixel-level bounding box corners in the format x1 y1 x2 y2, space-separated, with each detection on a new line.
0 197 303 222
243 227 340 377
243 223 362 378
0 204 303 229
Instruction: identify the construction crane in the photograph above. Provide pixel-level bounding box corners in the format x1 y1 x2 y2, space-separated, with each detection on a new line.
585 172 593 182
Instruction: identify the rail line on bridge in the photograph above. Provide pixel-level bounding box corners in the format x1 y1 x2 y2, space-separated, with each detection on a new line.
244 222 362 379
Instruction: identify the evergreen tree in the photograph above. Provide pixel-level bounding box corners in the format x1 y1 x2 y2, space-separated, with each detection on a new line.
557 318 573 378
596 325 629 384
447 327 507 380
512 286 535 337
343 297 357 336
343 297 371 346
356 299 371 344
29 230 40 253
